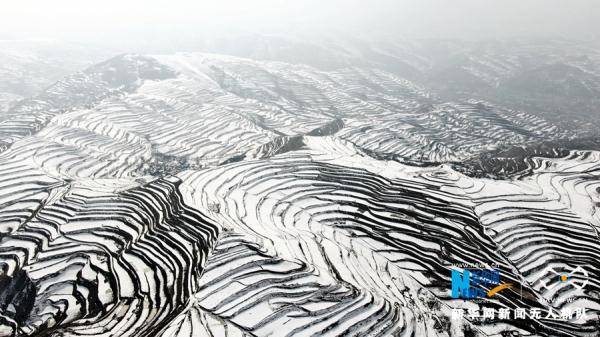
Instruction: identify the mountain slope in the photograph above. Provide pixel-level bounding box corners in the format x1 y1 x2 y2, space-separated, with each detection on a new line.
0 49 598 336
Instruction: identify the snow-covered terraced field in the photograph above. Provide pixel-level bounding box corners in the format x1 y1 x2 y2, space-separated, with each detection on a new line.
0 50 598 337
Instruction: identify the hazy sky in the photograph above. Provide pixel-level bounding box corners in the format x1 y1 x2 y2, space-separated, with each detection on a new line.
1 0 599 50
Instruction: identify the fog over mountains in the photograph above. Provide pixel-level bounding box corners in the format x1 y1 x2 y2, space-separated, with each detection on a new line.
0 2 599 337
